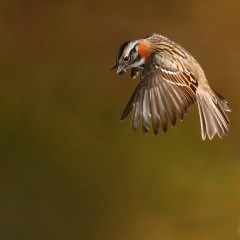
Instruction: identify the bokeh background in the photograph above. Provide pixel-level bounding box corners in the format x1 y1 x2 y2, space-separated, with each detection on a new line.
0 0 240 239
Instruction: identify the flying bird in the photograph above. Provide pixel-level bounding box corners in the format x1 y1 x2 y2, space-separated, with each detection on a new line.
112 33 230 140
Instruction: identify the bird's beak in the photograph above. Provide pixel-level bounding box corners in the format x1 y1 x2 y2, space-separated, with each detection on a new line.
116 64 125 75
111 64 126 75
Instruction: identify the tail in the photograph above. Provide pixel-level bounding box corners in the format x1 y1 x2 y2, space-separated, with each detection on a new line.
196 87 231 140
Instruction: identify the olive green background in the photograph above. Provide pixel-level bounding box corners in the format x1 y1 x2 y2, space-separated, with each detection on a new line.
0 0 240 239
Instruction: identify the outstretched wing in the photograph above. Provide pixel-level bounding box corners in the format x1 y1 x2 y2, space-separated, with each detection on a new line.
120 54 198 134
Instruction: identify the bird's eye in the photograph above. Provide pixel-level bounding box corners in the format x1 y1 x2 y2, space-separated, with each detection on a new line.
124 56 130 62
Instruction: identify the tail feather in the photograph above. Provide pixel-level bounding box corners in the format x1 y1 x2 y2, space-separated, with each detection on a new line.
196 88 230 140
212 89 231 113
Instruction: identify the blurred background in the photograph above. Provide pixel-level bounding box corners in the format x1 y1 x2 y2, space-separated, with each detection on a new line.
0 0 240 239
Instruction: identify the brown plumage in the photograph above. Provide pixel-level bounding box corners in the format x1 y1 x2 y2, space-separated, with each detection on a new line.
112 33 231 140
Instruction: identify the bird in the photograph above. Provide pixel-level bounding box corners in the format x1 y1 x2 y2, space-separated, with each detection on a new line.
112 33 231 140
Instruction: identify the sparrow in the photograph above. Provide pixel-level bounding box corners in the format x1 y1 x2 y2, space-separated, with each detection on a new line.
112 33 230 140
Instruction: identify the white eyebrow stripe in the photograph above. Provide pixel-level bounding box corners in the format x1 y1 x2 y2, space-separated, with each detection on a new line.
123 41 138 57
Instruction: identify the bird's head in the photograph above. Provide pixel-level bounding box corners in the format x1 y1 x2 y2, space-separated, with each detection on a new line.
112 39 151 74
